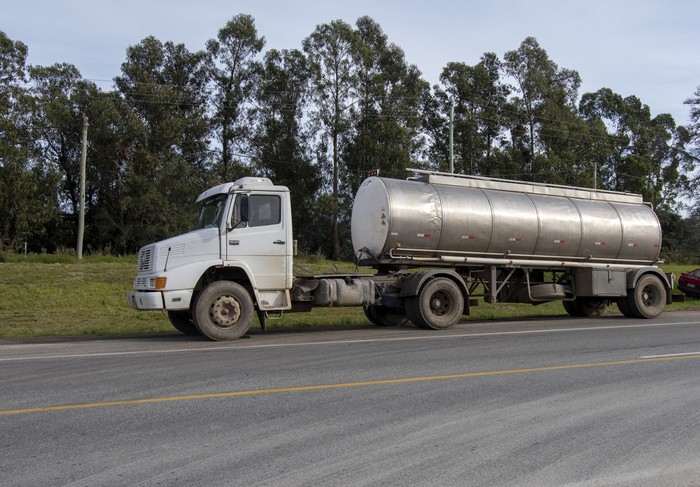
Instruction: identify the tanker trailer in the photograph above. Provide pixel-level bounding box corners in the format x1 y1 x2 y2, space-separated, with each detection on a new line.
352 170 673 320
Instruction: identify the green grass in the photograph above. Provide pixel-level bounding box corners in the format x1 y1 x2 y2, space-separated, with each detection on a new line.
0 254 698 339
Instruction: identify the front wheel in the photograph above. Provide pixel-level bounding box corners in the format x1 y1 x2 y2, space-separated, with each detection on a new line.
406 278 464 330
193 281 254 341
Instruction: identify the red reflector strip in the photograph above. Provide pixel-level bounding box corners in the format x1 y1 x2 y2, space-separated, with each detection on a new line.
417 233 431 238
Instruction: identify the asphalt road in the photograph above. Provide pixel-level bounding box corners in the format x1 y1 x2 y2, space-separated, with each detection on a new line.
2 311 700 486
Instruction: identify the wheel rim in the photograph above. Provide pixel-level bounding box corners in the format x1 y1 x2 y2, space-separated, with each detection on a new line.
641 285 659 307
430 291 451 316
209 295 241 328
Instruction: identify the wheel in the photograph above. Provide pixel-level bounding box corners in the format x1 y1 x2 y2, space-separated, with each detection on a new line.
363 305 409 327
625 274 666 319
564 298 606 317
563 300 582 317
617 297 634 317
167 310 201 335
576 298 607 317
193 281 254 340
406 278 464 330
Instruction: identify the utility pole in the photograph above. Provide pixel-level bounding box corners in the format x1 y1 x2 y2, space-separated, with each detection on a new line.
449 105 454 173
77 115 88 260
594 161 597 190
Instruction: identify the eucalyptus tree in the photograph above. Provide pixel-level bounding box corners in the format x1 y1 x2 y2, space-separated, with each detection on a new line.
303 19 358 259
249 48 322 252
580 88 688 210
431 52 509 176
344 16 428 194
29 63 87 215
30 63 129 252
684 85 700 215
115 36 211 250
0 31 58 252
503 37 581 180
206 14 265 181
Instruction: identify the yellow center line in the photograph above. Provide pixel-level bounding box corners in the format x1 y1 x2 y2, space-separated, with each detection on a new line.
2 354 700 416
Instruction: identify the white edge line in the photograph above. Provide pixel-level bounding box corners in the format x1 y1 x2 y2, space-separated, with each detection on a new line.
1 320 699 363
639 352 700 359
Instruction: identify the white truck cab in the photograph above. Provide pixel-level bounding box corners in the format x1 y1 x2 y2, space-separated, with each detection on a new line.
128 177 294 339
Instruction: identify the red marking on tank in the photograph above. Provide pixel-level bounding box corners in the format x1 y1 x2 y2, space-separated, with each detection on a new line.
417 233 431 238
627 243 639 247
553 239 566 244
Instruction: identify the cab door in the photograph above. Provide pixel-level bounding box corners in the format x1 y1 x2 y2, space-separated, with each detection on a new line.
226 192 288 292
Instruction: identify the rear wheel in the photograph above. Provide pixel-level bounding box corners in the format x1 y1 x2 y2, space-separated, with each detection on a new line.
576 298 607 317
363 305 409 327
167 310 200 335
626 274 666 319
406 278 464 330
564 298 606 317
193 281 254 341
616 297 634 317
563 300 581 317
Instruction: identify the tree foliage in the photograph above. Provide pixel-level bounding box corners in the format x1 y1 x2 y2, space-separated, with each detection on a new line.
207 14 265 182
0 21 698 260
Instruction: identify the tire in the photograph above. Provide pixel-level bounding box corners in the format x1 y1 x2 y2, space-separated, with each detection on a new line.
363 305 409 327
406 278 464 330
617 297 634 317
625 274 666 319
576 298 607 317
563 300 582 317
564 298 606 317
193 281 254 341
167 310 201 335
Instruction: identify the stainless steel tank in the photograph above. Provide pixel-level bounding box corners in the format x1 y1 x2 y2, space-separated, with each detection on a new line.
351 173 662 265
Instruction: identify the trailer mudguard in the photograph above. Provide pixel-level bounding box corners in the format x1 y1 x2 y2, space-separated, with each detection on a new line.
625 266 674 305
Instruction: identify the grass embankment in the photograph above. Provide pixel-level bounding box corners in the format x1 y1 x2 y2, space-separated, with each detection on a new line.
0 254 698 339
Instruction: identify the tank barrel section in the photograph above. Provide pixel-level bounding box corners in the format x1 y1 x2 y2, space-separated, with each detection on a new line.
351 174 662 267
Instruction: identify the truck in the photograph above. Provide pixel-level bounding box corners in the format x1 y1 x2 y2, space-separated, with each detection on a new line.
127 169 674 341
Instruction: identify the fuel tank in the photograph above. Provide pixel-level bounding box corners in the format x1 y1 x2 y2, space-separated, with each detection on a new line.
351 172 662 265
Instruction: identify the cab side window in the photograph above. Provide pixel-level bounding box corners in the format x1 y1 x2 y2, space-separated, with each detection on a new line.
248 195 281 227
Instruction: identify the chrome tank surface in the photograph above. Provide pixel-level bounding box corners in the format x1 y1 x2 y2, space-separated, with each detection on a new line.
351 174 662 265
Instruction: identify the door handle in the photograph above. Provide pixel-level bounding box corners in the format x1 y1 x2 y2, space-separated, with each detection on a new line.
273 240 286 245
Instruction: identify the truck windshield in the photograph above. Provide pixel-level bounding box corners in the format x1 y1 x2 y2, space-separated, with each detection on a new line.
196 195 227 230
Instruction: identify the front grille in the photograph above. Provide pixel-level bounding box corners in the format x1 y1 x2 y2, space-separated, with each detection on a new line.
134 277 150 289
137 247 154 272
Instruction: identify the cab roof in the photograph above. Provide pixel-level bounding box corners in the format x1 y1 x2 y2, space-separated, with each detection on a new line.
195 177 288 203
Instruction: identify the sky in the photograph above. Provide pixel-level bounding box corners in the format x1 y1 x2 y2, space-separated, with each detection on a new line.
4 0 699 125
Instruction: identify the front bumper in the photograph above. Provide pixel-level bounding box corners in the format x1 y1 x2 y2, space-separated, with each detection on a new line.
127 291 164 310
127 289 193 310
